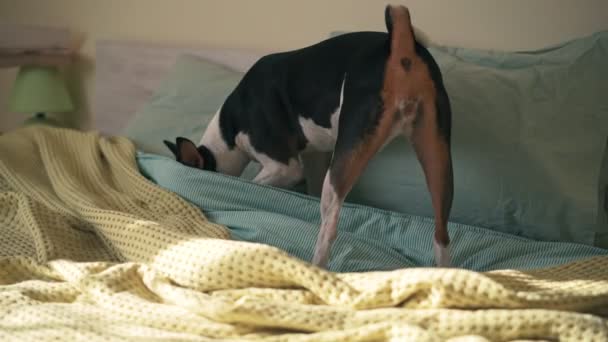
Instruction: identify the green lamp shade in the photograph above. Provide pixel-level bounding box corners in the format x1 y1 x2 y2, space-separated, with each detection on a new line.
9 66 74 114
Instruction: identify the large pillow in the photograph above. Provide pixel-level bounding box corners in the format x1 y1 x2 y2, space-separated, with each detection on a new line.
599 138 608 246
346 31 608 247
125 33 608 248
123 54 244 157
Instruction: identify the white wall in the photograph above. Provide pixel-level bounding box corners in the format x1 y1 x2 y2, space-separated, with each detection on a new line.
1 0 607 131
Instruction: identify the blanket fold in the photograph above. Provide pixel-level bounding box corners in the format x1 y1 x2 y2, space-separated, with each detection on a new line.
0 126 607 341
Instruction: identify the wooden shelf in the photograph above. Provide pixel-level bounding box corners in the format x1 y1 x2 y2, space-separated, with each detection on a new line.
0 51 73 68
0 24 79 68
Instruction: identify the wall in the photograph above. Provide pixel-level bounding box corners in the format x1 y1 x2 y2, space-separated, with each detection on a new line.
1 0 607 131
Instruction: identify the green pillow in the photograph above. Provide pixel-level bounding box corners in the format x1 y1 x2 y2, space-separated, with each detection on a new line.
345 31 608 247
598 138 608 246
123 54 244 157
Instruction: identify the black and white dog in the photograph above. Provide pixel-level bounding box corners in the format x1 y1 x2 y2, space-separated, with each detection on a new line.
164 5 454 268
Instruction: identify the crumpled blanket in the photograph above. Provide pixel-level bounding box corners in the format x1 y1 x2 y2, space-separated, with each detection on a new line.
0 126 607 341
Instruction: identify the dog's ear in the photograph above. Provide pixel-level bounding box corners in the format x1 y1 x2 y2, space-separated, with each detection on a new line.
163 140 178 157
175 137 205 169
384 5 415 54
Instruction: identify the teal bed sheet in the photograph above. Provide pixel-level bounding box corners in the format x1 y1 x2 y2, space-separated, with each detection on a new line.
137 152 608 273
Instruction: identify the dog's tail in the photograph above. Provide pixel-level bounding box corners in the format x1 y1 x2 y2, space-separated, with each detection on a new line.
385 5 432 48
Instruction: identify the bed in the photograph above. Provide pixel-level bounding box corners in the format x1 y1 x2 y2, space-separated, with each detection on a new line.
1 30 608 341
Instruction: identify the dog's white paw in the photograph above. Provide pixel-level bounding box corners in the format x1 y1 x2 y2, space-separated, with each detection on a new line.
312 241 330 268
433 239 451 267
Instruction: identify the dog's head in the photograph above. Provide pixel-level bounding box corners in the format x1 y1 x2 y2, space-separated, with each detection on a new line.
163 137 217 171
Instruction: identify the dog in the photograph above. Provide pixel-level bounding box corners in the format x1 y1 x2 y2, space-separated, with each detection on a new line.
164 5 454 268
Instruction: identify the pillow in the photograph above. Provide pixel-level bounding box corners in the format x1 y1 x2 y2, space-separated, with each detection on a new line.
126 33 608 248
123 54 244 157
344 31 608 247
598 138 608 246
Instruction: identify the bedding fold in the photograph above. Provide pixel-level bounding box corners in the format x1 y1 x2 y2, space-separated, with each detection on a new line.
138 151 608 273
0 126 607 341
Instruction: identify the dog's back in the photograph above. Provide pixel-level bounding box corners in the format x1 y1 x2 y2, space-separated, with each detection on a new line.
218 29 446 162
218 32 388 162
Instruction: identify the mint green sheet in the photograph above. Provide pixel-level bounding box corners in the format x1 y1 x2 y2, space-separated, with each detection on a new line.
137 152 608 272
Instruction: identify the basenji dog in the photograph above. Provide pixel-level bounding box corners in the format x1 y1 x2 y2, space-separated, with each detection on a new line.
164 5 454 268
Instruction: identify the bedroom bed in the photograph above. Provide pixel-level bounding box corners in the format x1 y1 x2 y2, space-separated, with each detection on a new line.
1 31 607 341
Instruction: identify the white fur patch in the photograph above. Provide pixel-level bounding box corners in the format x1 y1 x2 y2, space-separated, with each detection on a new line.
377 98 420 151
199 107 249 176
299 76 345 152
236 132 303 188
199 108 224 150
299 111 340 152
252 157 303 188
399 98 421 139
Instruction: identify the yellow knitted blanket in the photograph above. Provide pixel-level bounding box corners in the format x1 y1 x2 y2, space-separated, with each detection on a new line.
1 126 607 341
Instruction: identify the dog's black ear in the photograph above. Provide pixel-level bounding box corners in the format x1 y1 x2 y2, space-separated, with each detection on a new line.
163 140 178 156
175 137 205 170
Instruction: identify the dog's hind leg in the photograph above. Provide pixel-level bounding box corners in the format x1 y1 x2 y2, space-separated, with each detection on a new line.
408 96 453 267
311 94 398 267
311 133 397 267
311 171 343 267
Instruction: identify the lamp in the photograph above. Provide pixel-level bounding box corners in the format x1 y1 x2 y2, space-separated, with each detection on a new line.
9 65 74 127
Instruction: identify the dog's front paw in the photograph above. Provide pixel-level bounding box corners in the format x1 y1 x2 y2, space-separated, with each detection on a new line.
433 239 451 267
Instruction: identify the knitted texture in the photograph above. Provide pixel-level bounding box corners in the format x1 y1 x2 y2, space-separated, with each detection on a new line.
0 126 607 341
